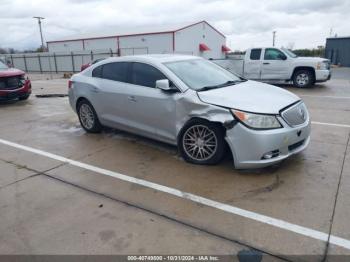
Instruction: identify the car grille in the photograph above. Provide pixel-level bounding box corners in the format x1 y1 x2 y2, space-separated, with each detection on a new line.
0 76 24 90
281 102 308 127
325 61 331 70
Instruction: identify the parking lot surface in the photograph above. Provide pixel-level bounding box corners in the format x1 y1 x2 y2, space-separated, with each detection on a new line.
0 68 350 261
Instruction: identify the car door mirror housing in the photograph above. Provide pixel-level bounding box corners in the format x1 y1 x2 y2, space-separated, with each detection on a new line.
278 54 287 60
156 79 175 91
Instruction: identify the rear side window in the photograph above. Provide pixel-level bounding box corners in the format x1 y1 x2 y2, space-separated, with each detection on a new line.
101 62 129 82
131 62 167 88
92 65 102 78
250 49 261 60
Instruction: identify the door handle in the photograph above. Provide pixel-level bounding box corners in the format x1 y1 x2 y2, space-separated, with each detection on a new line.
263 62 270 65
128 96 137 102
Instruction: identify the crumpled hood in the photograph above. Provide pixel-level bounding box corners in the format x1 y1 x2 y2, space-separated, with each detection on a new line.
197 80 300 114
0 68 25 78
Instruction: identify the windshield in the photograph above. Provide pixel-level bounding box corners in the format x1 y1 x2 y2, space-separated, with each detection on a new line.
164 59 242 91
282 48 298 58
0 61 8 70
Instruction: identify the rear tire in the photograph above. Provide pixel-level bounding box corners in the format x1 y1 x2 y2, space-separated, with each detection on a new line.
77 99 102 133
178 119 225 165
293 69 314 88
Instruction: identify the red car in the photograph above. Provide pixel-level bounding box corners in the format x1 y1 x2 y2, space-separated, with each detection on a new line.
0 60 31 101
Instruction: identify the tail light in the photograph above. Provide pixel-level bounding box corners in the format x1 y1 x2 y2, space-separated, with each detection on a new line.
68 80 73 89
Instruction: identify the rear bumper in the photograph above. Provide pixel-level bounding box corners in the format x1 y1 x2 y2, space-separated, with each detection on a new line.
225 117 311 169
315 69 331 82
0 80 31 101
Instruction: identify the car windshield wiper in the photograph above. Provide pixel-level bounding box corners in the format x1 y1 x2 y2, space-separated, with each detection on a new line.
197 80 242 92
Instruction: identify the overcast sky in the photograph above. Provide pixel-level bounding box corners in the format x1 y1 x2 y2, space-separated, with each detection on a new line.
1 0 350 51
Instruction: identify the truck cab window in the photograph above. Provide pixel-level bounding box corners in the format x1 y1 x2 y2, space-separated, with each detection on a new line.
250 49 262 60
264 48 287 60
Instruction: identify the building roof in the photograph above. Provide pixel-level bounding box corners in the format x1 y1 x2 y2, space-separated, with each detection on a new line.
326 36 350 40
47 20 225 44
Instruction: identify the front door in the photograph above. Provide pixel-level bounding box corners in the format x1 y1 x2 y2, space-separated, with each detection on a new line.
124 62 178 143
260 48 290 80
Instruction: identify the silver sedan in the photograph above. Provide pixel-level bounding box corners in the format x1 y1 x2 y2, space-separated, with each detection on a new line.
69 55 310 169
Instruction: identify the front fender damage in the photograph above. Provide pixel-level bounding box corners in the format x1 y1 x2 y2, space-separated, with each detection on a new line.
174 93 236 137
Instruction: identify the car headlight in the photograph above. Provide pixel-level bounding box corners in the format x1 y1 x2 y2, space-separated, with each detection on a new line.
19 75 26 86
317 62 328 70
231 109 282 129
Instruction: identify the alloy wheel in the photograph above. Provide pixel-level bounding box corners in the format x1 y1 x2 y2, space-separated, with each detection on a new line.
182 125 218 161
296 73 309 86
79 103 95 130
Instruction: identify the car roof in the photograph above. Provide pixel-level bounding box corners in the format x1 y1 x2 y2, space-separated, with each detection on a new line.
101 54 201 64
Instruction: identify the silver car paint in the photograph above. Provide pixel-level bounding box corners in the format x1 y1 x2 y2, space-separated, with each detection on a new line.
69 55 310 169
197 80 300 114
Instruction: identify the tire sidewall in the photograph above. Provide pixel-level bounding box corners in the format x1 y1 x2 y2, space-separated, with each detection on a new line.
77 99 102 133
178 119 225 165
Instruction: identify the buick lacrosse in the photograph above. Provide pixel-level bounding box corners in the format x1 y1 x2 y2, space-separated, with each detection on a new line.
69 55 310 169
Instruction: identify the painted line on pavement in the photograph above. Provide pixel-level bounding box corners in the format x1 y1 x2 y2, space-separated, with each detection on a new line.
0 138 350 250
312 121 350 128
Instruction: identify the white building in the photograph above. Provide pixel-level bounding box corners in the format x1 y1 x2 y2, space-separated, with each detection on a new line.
47 21 230 59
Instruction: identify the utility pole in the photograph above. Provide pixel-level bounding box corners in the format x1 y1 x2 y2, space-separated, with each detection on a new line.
33 16 45 51
329 27 333 37
272 31 276 47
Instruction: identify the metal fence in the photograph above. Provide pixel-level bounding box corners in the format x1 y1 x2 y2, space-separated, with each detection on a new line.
3 47 150 73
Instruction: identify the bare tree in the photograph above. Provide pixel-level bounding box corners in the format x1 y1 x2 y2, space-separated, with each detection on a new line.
286 42 295 50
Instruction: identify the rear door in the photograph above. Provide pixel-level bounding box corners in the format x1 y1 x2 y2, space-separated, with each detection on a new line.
261 48 290 80
90 62 134 128
243 48 262 79
124 62 178 143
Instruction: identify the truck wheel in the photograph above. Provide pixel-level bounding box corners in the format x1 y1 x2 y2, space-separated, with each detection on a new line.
293 70 314 88
178 120 225 165
77 99 102 133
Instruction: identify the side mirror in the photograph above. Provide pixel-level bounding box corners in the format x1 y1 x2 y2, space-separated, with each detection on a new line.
156 79 175 91
278 54 287 60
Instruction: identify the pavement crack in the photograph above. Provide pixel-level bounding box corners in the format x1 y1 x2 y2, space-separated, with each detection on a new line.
0 160 67 190
322 131 350 262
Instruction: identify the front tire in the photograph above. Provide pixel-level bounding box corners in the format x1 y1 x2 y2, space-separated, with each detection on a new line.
178 120 225 165
77 99 102 133
293 69 314 88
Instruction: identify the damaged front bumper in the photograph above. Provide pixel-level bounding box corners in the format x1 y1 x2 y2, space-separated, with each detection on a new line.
225 117 311 169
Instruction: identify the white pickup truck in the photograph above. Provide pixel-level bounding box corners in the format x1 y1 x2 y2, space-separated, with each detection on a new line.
213 47 331 88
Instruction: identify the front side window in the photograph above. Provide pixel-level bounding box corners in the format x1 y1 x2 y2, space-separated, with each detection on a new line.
101 62 129 82
250 49 261 60
131 62 167 88
164 59 241 91
264 48 287 60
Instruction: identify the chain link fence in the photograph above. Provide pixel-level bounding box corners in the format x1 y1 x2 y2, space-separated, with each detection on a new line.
3 47 150 73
